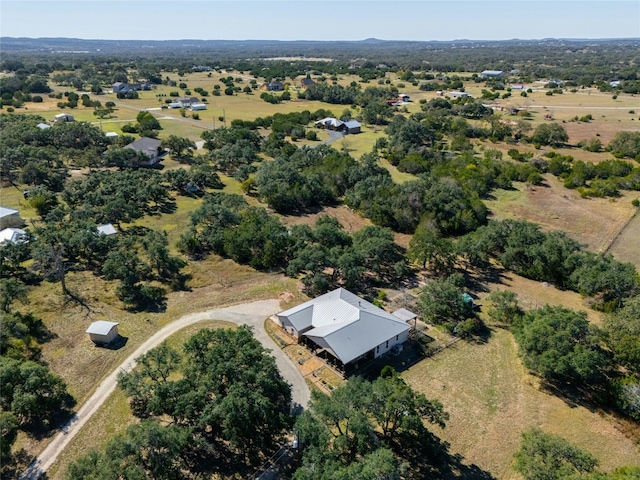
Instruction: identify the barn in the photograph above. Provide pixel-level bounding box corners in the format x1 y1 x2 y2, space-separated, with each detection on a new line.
86 321 120 346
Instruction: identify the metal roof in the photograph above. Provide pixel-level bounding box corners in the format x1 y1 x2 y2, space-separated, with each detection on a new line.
0 207 19 218
315 117 344 128
96 223 117 235
392 308 417 322
344 120 361 128
278 288 410 364
0 228 26 244
86 321 119 335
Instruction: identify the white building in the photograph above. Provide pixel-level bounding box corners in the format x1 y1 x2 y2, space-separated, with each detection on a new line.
0 227 27 244
0 207 24 229
86 321 120 346
276 288 411 368
54 113 75 123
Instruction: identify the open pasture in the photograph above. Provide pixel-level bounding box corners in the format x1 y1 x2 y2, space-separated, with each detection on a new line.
402 325 640 479
485 174 638 254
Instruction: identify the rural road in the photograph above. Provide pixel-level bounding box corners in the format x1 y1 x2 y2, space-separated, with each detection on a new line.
20 299 310 480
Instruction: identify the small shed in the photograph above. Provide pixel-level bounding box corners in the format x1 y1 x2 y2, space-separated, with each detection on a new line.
0 207 24 229
54 113 75 123
392 308 418 327
86 321 119 345
37 122 51 130
343 120 361 134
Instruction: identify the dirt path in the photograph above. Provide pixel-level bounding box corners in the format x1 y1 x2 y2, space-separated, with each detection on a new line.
20 299 310 480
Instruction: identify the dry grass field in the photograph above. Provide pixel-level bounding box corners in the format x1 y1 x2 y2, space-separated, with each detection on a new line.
485 174 638 254
402 326 640 479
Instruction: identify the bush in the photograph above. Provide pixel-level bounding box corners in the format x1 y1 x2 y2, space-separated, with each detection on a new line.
32 95 43 103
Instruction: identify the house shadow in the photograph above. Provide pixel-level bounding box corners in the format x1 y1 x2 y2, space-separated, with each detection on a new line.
99 335 129 351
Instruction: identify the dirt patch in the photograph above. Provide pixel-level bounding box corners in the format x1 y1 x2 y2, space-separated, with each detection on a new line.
279 205 372 234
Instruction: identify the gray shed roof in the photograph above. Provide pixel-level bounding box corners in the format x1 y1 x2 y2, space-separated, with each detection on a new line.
0 207 19 218
86 321 119 335
278 288 409 364
391 308 417 322
344 120 361 129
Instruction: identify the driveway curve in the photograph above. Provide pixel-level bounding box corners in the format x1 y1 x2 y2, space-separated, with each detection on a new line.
21 299 310 480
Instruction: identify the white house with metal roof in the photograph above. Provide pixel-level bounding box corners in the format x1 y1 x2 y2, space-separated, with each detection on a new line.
276 288 410 367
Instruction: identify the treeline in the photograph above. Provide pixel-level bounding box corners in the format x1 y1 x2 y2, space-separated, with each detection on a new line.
458 219 638 309
178 193 406 296
3 38 638 85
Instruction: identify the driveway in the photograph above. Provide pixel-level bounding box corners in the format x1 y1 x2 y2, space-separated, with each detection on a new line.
21 299 310 480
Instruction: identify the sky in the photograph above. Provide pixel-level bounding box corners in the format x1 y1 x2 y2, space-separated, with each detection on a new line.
1 0 639 42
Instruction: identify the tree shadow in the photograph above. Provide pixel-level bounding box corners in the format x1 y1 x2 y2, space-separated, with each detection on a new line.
394 429 497 479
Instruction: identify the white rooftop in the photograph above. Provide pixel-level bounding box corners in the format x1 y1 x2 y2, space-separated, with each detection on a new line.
96 223 117 235
0 206 19 218
315 117 344 128
86 321 119 335
0 228 26 244
278 288 410 364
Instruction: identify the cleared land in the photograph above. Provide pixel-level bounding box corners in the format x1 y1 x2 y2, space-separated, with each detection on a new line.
485 174 638 254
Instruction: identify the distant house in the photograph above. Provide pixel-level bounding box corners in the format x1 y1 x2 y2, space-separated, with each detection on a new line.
124 137 164 166
105 132 119 140
398 93 410 102
610 81 621 88
192 65 212 72
86 321 120 346
96 223 117 236
511 83 525 90
112 82 128 94
54 113 75 123
481 70 504 78
262 81 284 92
276 288 411 368
343 120 361 134
447 91 473 99
0 207 24 229
315 117 345 131
190 102 207 111
300 77 315 88
36 122 51 130
0 227 27 244
112 82 151 93
177 97 199 107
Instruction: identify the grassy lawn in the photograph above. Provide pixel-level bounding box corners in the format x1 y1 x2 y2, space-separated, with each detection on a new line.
402 326 640 479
